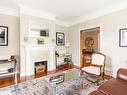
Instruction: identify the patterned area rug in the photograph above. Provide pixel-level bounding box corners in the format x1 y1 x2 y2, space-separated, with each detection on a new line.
0 69 105 95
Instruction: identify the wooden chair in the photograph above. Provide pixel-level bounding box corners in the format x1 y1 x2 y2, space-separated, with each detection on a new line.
82 53 106 84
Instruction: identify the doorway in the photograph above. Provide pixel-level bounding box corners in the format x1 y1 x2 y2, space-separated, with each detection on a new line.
80 27 100 67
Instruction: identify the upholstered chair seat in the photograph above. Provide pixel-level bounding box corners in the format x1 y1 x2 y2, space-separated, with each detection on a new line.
82 66 101 75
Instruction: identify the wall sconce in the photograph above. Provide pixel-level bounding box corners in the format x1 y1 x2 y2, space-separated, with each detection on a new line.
24 36 28 42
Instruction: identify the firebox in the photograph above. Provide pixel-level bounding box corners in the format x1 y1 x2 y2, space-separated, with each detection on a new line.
34 61 47 74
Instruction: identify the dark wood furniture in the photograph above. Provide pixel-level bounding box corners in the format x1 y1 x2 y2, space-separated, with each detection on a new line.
82 53 106 84
89 68 127 95
82 49 93 67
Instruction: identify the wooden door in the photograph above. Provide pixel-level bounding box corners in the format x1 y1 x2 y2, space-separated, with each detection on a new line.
80 31 84 67
80 27 100 67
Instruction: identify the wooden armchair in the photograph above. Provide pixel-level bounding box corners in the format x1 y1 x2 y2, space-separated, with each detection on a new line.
82 53 106 84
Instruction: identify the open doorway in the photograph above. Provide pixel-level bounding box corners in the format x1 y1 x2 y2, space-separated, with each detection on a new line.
80 27 100 67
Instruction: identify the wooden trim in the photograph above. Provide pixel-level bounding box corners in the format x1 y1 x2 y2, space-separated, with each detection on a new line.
80 27 100 68
80 31 84 68
80 27 100 32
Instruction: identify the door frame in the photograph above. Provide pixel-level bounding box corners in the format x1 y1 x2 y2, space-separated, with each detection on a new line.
79 25 102 67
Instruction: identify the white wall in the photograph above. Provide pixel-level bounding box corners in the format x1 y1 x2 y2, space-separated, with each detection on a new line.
0 14 20 71
0 14 19 57
56 25 69 43
68 8 127 77
56 25 69 54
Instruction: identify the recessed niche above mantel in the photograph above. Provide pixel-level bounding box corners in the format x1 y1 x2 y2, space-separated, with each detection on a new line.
28 21 51 38
29 28 49 37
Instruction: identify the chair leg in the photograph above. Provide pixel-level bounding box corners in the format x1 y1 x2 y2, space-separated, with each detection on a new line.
81 70 84 75
96 76 99 86
102 72 105 80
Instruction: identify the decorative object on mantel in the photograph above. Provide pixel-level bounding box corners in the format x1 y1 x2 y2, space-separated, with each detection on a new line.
56 32 65 46
119 28 127 47
40 29 49 37
0 26 8 46
37 38 45 45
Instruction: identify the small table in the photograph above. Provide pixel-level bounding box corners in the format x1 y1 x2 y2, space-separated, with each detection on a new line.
56 53 72 67
0 59 17 83
45 69 84 95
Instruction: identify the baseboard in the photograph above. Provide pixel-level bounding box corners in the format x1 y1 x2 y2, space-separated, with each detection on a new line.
20 73 26 77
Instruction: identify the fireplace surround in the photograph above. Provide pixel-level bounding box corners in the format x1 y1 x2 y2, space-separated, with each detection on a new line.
20 44 56 76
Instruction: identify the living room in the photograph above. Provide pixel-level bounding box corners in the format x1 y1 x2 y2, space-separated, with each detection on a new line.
0 0 127 95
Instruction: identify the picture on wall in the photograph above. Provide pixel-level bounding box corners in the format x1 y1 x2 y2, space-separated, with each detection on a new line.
0 26 8 46
119 28 127 47
56 32 65 46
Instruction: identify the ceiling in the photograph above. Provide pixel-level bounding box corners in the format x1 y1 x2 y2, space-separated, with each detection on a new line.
0 0 127 26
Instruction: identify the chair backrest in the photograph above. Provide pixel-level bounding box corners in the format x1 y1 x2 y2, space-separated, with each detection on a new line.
91 53 105 66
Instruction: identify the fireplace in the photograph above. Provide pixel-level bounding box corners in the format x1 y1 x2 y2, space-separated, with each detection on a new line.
20 45 56 76
34 61 47 74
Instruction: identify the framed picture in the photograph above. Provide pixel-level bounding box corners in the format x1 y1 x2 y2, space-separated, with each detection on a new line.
119 28 127 47
0 26 8 46
56 32 65 46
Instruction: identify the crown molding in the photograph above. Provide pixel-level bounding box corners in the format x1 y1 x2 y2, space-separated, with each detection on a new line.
0 6 56 21
20 5 56 21
0 2 127 27
0 6 19 17
68 1 127 26
55 20 70 27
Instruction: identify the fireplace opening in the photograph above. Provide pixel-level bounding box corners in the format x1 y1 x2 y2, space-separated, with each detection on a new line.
34 61 47 74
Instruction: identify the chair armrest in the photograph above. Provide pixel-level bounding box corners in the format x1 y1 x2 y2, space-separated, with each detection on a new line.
117 68 127 81
91 64 103 68
91 64 103 71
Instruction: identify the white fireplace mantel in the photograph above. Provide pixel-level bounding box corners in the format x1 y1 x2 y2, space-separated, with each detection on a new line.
20 44 56 76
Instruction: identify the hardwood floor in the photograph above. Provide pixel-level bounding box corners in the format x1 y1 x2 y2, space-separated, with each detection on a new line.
0 64 112 88
0 64 73 88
